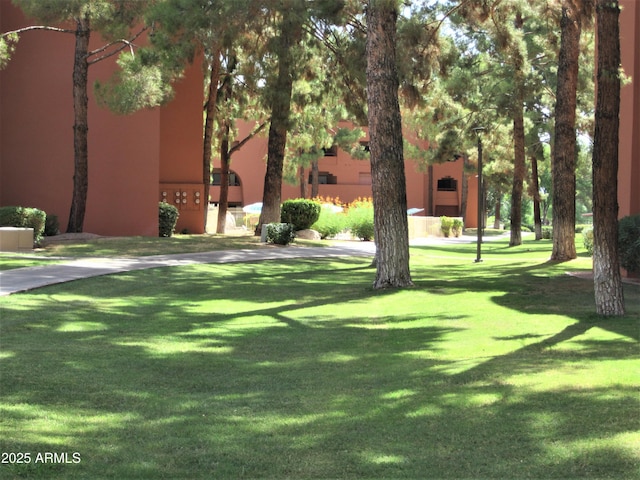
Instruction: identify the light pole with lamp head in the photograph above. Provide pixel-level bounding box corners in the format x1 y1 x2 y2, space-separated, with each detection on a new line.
473 127 485 263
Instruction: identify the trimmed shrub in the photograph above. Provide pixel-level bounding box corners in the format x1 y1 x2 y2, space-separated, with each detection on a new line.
618 214 640 273
281 199 321 231
266 222 296 245
583 226 594 256
346 198 374 241
159 202 179 237
312 204 346 239
541 226 553 239
440 216 453 237
0 206 46 244
44 214 60 237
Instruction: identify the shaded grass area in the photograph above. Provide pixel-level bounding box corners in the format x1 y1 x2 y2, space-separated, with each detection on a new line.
40 233 265 258
0 239 638 479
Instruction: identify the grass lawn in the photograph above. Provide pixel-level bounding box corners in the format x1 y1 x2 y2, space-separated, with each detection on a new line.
0 233 293 271
0 237 638 479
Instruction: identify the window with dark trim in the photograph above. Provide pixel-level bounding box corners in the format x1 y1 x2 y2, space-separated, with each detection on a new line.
437 176 457 191
212 169 241 186
309 171 337 184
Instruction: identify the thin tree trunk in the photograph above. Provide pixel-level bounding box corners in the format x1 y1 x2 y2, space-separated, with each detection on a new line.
216 123 231 234
592 0 624 315
203 50 221 229
255 6 302 234
460 156 468 227
67 16 90 233
427 164 434 216
298 165 307 198
510 102 525 246
366 0 412 289
311 159 319 198
494 194 502 230
531 155 543 240
551 1 580 259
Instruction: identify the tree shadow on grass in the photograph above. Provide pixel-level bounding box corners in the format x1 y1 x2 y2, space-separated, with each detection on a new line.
1 255 639 478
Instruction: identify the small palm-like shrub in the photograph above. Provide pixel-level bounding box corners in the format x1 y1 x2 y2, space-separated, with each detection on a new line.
452 218 463 237
440 216 453 237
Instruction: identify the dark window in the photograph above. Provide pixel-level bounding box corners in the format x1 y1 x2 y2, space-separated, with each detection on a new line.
212 169 241 186
309 171 337 184
323 145 338 157
360 141 370 153
437 177 457 191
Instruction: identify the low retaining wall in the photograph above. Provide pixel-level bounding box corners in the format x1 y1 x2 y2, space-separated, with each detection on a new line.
0 227 34 252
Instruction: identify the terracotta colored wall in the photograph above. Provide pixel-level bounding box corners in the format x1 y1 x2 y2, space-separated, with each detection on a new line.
619 0 640 218
159 59 205 234
0 3 161 236
213 120 476 226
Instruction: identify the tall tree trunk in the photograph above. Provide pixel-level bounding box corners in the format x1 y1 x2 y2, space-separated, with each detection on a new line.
366 0 412 289
216 122 231 234
494 193 502 230
530 155 543 240
427 164 434 216
592 0 624 315
551 1 580 259
460 156 468 227
311 159 319 198
510 102 525 246
299 165 308 198
203 50 221 230
255 6 303 234
66 16 90 233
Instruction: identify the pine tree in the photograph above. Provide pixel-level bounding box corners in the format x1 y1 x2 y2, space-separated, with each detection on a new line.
366 0 413 288
592 0 625 315
1 1 154 233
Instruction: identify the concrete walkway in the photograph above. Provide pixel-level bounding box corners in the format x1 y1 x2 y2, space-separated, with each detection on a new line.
0 233 515 297
0 243 377 296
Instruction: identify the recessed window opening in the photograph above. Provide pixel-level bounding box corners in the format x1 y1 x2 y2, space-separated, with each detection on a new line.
437 176 457 191
212 169 241 186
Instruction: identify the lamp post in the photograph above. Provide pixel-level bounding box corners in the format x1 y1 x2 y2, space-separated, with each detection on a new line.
473 127 485 263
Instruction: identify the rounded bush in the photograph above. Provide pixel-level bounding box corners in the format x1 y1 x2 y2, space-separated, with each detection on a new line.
159 202 179 237
618 214 640 273
281 199 321 231
0 206 46 244
266 223 296 245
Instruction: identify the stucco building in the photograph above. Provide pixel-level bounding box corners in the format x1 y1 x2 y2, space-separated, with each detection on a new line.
1 1 638 237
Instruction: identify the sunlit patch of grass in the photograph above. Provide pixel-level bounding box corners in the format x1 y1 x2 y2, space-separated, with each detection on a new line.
0 237 638 478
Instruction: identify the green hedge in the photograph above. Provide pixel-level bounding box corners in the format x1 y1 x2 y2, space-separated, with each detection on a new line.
0 206 46 244
159 202 179 237
281 199 321 231
619 215 640 274
266 223 296 245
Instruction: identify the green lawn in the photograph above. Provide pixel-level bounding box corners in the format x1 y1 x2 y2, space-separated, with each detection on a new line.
0 234 276 270
0 238 638 479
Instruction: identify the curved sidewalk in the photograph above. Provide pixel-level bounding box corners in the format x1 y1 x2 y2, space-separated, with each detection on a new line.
0 243 377 296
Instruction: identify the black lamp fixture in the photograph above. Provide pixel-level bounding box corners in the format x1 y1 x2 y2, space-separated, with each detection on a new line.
472 127 485 263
